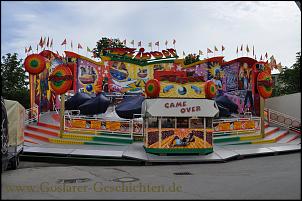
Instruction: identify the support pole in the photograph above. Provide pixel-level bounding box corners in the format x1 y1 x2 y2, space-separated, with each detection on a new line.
59 94 65 138
260 96 265 138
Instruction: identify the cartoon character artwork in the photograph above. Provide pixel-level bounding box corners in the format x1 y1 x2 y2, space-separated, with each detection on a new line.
76 58 102 94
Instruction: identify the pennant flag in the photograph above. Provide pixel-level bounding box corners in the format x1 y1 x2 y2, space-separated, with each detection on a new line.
56 51 60 56
260 55 263 60
252 45 255 56
236 46 238 54
265 52 268 58
36 44 38 52
25 47 28 53
123 39 126 45
183 51 185 56
155 41 159 46
50 38 53 48
165 40 168 46
276 62 283 72
71 40 73 49
130 40 134 45
240 44 243 51
78 43 83 49
207 48 213 53
148 42 152 47
61 38 67 45
138 41 141 47
28 45 32 52
246 45 250 52
222 45 225 51
214 46 218 51
199 50 203 55
87 46 91 52
173 39 176 45
39 36 43 48
46 37 49 47
255 55 257 60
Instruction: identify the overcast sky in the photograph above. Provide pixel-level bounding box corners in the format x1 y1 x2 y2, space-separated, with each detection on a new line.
1 1 301 71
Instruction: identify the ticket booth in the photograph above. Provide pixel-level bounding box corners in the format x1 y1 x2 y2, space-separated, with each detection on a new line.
142 98 219 154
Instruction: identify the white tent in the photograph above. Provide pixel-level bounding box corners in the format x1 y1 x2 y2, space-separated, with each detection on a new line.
4 99 25 146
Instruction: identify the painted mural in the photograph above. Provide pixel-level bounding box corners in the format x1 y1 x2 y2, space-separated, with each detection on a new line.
34 61 56 112
146 128 213 149
29 48 271 116
76 58 103 94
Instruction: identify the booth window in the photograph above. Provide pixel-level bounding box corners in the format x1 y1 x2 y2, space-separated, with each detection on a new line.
206 118 213 128
148 117 158 128
190 118 204 128
177 117 189 128
161 118 175 128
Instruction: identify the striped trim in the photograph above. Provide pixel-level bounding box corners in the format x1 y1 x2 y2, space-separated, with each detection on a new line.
26 125 59 137
24 131 49 142
37 122 60 130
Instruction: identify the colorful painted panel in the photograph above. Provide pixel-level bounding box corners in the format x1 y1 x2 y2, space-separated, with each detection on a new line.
107 61 174 93
213 119 260 133
146 128 213 149
221 62 239 92
159 81 206 98
76 58 103 94
34 62 56 112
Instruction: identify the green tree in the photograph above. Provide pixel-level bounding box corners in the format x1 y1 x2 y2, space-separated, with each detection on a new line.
274 52 301 96
184 53 200 65
1 53 30 108
92 37 127 59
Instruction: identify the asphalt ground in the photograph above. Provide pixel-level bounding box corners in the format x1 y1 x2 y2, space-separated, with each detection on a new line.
1 152 301 200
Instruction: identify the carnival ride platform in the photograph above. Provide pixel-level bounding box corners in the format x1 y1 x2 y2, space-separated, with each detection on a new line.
22 111 301 165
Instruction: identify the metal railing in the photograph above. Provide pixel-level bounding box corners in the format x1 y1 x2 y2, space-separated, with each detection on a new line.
264 108 301 133
63 113 144 140
25 104 39 125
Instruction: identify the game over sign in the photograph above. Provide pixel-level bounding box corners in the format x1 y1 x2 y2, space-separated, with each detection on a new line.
143 98 219 117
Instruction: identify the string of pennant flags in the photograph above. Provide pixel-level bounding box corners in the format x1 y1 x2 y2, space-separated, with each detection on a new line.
24 38 272 62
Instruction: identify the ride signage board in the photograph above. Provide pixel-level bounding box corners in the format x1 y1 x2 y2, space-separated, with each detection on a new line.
142 98 219 117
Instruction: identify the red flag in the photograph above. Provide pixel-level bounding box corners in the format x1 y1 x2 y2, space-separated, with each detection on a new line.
246 45 250 53
222 45 225 51
61 38 67 45
173 39 176 45
155 41 159 46
46 37 49 47
39 36 43 48
138 41 141 47
265 52 268 58
78 43 83 49
207 48 213 53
